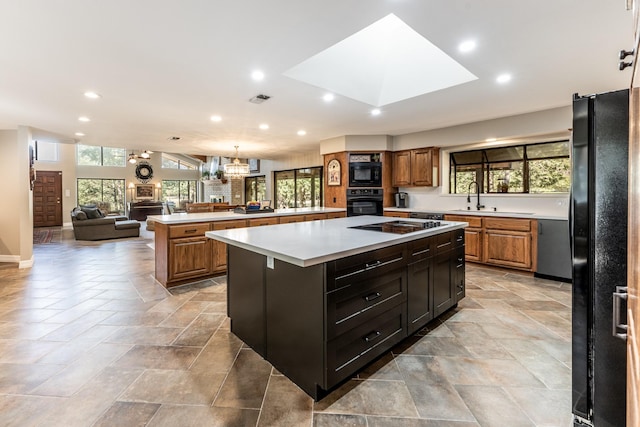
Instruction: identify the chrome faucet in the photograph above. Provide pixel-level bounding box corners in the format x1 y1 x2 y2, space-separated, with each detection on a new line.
467 181 485 210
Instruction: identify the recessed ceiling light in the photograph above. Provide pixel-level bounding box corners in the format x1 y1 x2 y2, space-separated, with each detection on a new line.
259 123 269 130
210 115 222 122
486 137 497 142
83 91 101 99
323 93 335 102
297 130 307 136
496 73 512 84
458 40 476 53
252 70 265 81
371 108 381 116
78 116 90 122
75 132 85 137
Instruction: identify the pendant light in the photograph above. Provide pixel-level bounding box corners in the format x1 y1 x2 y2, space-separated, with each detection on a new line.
223 145 250 179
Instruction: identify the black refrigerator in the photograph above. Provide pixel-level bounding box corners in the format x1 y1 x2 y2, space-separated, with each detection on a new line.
571 89 628 427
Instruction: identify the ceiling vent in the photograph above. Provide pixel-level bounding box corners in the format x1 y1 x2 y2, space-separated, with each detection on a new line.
249 94 271 104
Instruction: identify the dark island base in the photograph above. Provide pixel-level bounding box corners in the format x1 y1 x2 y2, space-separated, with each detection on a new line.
226 228 465 400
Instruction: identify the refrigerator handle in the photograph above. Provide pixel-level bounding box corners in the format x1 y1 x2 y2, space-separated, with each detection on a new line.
612 286 628 340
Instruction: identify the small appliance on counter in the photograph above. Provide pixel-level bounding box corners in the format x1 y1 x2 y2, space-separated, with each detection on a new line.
395 192 408 208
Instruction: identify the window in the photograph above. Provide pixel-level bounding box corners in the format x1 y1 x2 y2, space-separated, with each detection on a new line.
161 153 197 170
76 144 126 166
77 179 125 214
449 141 570 194
245 175 266 202
35 141 58 162
161 180 197 207
274 167 323 209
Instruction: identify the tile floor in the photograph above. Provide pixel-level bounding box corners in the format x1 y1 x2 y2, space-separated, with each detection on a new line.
0 225 573 426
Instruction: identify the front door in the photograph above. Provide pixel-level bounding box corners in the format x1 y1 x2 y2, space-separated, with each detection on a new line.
33 170 62 227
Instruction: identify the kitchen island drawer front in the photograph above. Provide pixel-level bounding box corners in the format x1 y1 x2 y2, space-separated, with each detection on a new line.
328 244 406 291
445 214 482 228
212 219 248 230
408 236 435 262
327 269 406 339
168 223 210 238
249 217 279 227
435 231 453 255
326 304 405 388
484 217 531 232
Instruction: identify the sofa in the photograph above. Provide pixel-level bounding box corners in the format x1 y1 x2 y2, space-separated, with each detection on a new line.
71 206 140 241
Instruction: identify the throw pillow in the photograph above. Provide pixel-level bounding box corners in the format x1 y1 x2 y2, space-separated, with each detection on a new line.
82 207 101 219
75 211 87 220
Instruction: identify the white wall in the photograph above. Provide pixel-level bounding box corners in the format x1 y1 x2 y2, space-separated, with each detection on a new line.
0 128 33 267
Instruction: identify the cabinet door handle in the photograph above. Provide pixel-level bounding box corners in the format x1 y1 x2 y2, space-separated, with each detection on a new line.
365 260 381 269
364 331 381 343
437 241 451 249
184 229 197 233
612 286 628 340
364 292 382 302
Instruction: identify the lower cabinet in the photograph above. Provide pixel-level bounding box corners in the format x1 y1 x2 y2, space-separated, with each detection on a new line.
211 220 248 274
444 214 537 272
169 237 211 281
226 229 465 400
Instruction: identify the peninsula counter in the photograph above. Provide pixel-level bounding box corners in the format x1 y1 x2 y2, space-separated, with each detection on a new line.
148 207 346 287
206 215 468 399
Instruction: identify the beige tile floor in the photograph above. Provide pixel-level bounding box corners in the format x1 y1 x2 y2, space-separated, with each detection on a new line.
0 225 573 427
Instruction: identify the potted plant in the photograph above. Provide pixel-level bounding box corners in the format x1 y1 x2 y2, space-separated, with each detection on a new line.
201 171 211 181
214 169 228 184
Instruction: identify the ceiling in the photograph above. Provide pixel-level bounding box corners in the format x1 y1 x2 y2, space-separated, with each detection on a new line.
0 1 633 160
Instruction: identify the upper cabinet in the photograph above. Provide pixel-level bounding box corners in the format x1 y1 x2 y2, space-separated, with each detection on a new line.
392 147 440 187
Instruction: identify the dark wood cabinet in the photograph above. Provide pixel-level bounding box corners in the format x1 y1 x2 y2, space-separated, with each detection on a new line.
226 229 464 400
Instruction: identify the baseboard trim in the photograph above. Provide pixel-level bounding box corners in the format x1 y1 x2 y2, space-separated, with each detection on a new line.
19 257 34 269
0 255 20 263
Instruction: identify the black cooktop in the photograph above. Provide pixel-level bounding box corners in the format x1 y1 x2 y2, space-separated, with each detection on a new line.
349 220 443 234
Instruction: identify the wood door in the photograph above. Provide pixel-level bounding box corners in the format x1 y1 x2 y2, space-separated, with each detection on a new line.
483 230 532 270
392 150 411 186
411 148 434 186
33 170 62 227
211 219 248 273
464 228 483 262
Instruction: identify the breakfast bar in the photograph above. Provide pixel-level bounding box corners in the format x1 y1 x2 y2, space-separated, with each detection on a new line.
206 215 468 399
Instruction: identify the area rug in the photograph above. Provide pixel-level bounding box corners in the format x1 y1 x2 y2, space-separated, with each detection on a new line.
33 229 59 244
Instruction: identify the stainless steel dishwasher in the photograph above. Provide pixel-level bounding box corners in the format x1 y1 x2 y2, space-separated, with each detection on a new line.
535 219 572 282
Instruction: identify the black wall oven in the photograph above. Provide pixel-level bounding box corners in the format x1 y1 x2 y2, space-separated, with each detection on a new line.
348 153 382 187
346 188 383 217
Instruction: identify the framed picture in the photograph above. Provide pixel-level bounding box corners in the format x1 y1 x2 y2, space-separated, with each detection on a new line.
135 184 154 200
327 159 341 186
249 158 260 173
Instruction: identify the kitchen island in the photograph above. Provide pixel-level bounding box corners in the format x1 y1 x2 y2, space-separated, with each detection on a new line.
206 215 467 399
148 207 345 287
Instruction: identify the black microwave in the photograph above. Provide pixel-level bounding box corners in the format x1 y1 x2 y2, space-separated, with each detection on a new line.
349 161 382 187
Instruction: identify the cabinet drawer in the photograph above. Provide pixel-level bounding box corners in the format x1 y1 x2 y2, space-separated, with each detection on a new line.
327 268 406 339
304 213 327 221
249 217 279 227
434 231 453 254
326 212 346 219
279 215 306 224
327 304 405 388
484 217 531 232
445 215 482 228
408 236 434 261
212 220 248 230
328 244 406 292
168 223 210 238
452 228 465 247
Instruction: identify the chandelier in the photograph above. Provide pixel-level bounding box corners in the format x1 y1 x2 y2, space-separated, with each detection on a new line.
223 146 250 179
128 150 152 164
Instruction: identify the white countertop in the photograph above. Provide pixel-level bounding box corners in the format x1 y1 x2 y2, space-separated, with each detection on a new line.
205 215 467 267
384 207 567 221
147 206 345 224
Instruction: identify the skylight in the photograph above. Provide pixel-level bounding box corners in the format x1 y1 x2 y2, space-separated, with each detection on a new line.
283 14 477 107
